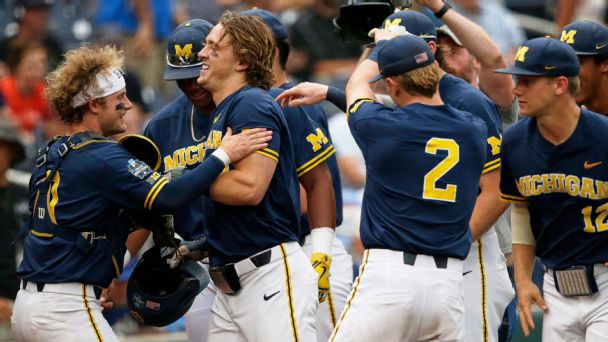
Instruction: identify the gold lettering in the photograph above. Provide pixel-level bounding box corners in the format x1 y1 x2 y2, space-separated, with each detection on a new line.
565 175 579 196
560 30 577 44
515 46 529 62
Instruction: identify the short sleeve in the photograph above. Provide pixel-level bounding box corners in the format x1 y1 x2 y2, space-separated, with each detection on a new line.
499 140 527 204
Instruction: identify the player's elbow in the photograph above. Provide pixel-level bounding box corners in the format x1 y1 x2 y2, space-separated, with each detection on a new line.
240 188 266 206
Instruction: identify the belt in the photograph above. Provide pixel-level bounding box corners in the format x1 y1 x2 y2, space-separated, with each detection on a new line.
545 264 608 277
21 280 103 300
211 241 300 294
366 249 463 271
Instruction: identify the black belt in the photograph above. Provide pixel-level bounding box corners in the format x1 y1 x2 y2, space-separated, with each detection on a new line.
21 280 103 300
403 252 448 269
210 249 273 294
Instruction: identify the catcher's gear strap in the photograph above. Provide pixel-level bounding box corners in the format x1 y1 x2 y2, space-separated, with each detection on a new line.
26 132 113 253
118 134 162 171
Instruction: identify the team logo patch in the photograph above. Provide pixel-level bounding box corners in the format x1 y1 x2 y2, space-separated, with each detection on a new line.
146 300 161 311
128 159 153 179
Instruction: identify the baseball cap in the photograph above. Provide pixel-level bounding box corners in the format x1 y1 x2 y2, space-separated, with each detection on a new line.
436 25 462 46
369 34 435 83
241 8 288 41
0 118 25 166
560 20 608 56
494 37 579 76
380 10 437 41
164 19 213 81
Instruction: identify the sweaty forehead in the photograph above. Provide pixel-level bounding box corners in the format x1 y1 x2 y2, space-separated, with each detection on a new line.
207 24 230 45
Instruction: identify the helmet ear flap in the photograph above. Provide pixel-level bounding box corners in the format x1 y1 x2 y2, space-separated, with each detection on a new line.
127 246 209 327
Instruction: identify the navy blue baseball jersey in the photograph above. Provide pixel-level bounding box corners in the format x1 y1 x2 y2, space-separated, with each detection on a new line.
204 86 300 265
144 94 211 239
439 73 503 174
348 99 487 259
273 83 342 238
500 109 608 269
18 135 167 287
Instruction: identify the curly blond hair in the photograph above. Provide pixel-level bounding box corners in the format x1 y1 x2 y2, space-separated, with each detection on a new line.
45 45 124 124
219 12 275 90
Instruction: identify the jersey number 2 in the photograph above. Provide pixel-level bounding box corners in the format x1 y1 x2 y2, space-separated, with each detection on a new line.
423 138 459 202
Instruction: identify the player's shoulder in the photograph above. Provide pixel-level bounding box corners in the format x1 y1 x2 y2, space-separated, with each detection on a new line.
440 74 499 116
149 95 192 124
502 116 533 143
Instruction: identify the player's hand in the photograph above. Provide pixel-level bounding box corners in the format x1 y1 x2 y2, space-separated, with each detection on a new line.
412 0 446 13
310 252 332 303
516 280 547 336
219 127 272 163
369 28 401 43
274 82 329 107
0 297 12 322
172 237 209 264
100 284 116 313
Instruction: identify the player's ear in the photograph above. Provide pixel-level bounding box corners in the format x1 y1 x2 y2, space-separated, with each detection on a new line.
235 60 248 72
88 98 102 115
553 76 569 96
600 58 608 73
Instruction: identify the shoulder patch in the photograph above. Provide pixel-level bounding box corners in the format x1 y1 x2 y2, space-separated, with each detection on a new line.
127 159 153 179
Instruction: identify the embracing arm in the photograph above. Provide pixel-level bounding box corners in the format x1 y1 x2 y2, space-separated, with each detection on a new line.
469 168 509 240
210 153 276 206
300 162 336 229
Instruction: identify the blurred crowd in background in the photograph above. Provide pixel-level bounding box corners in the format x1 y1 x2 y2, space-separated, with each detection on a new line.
0 0 606 339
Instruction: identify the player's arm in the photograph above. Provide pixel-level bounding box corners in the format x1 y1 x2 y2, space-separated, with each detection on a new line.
511 204 547 336
414 0 514 108
300 162 336 229
275 82 348 113
469 168 509 240
209 152 276 206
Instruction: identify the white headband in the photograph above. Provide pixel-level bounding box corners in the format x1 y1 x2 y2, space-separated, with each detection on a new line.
71 68 126 108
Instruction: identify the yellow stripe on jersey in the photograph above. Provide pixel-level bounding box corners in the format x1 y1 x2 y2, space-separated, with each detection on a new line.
82 284 104 342
478 240 489 342
500 193 528 204
296 145 336 178
280 244 299 342
47 172 60 225
31 230 53 238
261 148 279 158
256 150 279 162
112 256 121 277
482 158 501 174
330 249 370 342
347 98 375 121
144 178 168 210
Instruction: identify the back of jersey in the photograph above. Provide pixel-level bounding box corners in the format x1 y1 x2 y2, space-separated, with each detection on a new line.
348 100 487 259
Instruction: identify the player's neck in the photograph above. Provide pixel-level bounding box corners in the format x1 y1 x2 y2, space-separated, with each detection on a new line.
273 68 288 88
67 114 102 137
396 89 443 107
536 99 580 145
211 76 248 105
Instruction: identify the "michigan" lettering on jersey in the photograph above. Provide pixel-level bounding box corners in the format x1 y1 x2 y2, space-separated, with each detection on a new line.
515 173 608 200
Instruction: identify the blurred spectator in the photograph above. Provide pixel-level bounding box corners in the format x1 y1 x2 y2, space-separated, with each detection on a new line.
0 118 28 341
287 0 361 85
451 0 526 61
174 0 245 24
1 43 50 145
505 0 552 20
92 0 176 103
555 0 607 35
0 0 64 79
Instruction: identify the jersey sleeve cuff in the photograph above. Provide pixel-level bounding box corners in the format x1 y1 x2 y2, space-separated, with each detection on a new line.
482 158 501 174
255 148 279 162
296 145 336 178
500 192 528 204
144 177 169 209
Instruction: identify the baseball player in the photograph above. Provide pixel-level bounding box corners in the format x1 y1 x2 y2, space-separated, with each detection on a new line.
560 19 608 115
196 12 318 341
10 45 271 342
497 37 608 341
277 10 513 342
242 8 354 341
330 31 487 341
146 17 339 341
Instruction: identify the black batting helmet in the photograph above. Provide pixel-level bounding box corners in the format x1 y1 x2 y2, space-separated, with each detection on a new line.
127 246 209 327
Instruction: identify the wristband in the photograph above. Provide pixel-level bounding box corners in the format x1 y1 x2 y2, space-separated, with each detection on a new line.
211 148 230 166
311 227 335 255
434 1 452 19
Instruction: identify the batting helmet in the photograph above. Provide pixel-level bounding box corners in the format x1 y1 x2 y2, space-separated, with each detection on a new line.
127 246 209 327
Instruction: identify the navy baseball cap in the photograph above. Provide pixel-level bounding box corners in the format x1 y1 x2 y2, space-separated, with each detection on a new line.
164 19 213 81
380 10 437 41
494 37 579 76
370 35 435 83
241 8 288 41
561 20 608 56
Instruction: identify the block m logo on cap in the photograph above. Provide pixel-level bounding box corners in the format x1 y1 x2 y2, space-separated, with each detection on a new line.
515 46 529 62
560 30 577 44
384 18 402 29
174 44 193 58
